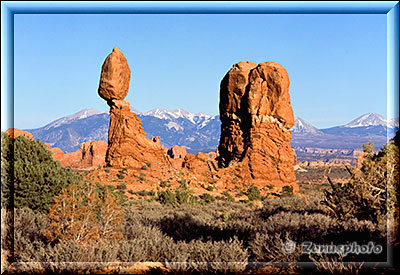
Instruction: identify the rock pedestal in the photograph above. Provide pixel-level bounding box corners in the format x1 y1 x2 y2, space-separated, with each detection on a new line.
99 48 169 169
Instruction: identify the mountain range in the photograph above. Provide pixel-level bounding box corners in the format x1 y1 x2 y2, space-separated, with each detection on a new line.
25 109 399 153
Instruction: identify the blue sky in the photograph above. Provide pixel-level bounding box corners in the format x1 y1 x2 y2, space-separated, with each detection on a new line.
13 13 388 129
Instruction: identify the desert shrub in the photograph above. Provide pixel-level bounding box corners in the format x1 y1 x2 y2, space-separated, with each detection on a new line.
221 191 235 202
164 238 248 273
119 212 186 262
1 132 81 212
281 185 294 197
160 181 168 188
119 236 176 262
12 208 48 262
322 139 399 224
117 183 127 192
248 232 301 263
206 184 214 191
95 183 128 205
13 208 122 264
182 237 248 273
200 193 216 203
117 170 125 179
175 180 195 205
43 240 118 263
45 181 124 245
157 190 177 205
156 181 195 205
1 209 13 263
247 185 261 201
310 253 364 274
235 190 246 198
138 173 147 181
136 190 155 197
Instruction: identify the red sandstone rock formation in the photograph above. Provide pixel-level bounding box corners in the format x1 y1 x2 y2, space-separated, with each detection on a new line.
98 47 131 101
167 145 187 159
166 145 187 169
217 61 297 191
206 152 217 161
5 128 33 140
182 152 218 181
98 48 170 169
151 136 168 153
151 136 161 146
49 140 107 169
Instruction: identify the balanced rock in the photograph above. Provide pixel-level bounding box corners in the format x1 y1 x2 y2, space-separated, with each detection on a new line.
99 48 170 169
217 61 297 191
98 47 131 101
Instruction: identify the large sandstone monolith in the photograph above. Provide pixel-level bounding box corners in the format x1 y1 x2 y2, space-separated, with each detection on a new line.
98 47 169 169
218 61 297 190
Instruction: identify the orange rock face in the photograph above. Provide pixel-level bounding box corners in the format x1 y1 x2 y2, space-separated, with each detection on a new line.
105 100 170 169
99 48 170 169
98 47 131 101
182 152 218 183
49 140 107 169
217 61 297 191
167 145 188 169
167 145 187 159
5 128 34 140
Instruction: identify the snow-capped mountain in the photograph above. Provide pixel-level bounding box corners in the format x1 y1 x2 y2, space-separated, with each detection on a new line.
292 117 322 135
320 113 399 137
388 118 399 128
344 113 387 128
24 109 398 153
42 109 106 130
26 108 220 152
142 108 212 124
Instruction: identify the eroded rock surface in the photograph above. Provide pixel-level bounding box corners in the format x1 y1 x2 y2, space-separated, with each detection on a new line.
217 61 297 190
99 48 170 169
98 47 131 101
49 140 107 169
167 145 187 159
5 128 34 140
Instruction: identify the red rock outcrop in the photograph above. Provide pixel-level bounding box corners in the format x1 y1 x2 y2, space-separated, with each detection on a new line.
182 152 218 181
151 136 168 153
99 48 170 169
151 136 161 146
217 61 297 191
5 128 34 140
49 140 107 169
167 145 187 159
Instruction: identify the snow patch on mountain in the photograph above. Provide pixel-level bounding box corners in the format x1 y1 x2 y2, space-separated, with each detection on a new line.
142 108 213 125
43 108 106 130
388 118 399 128
344 113 387 128
166 121 184 131
292 117 321 134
